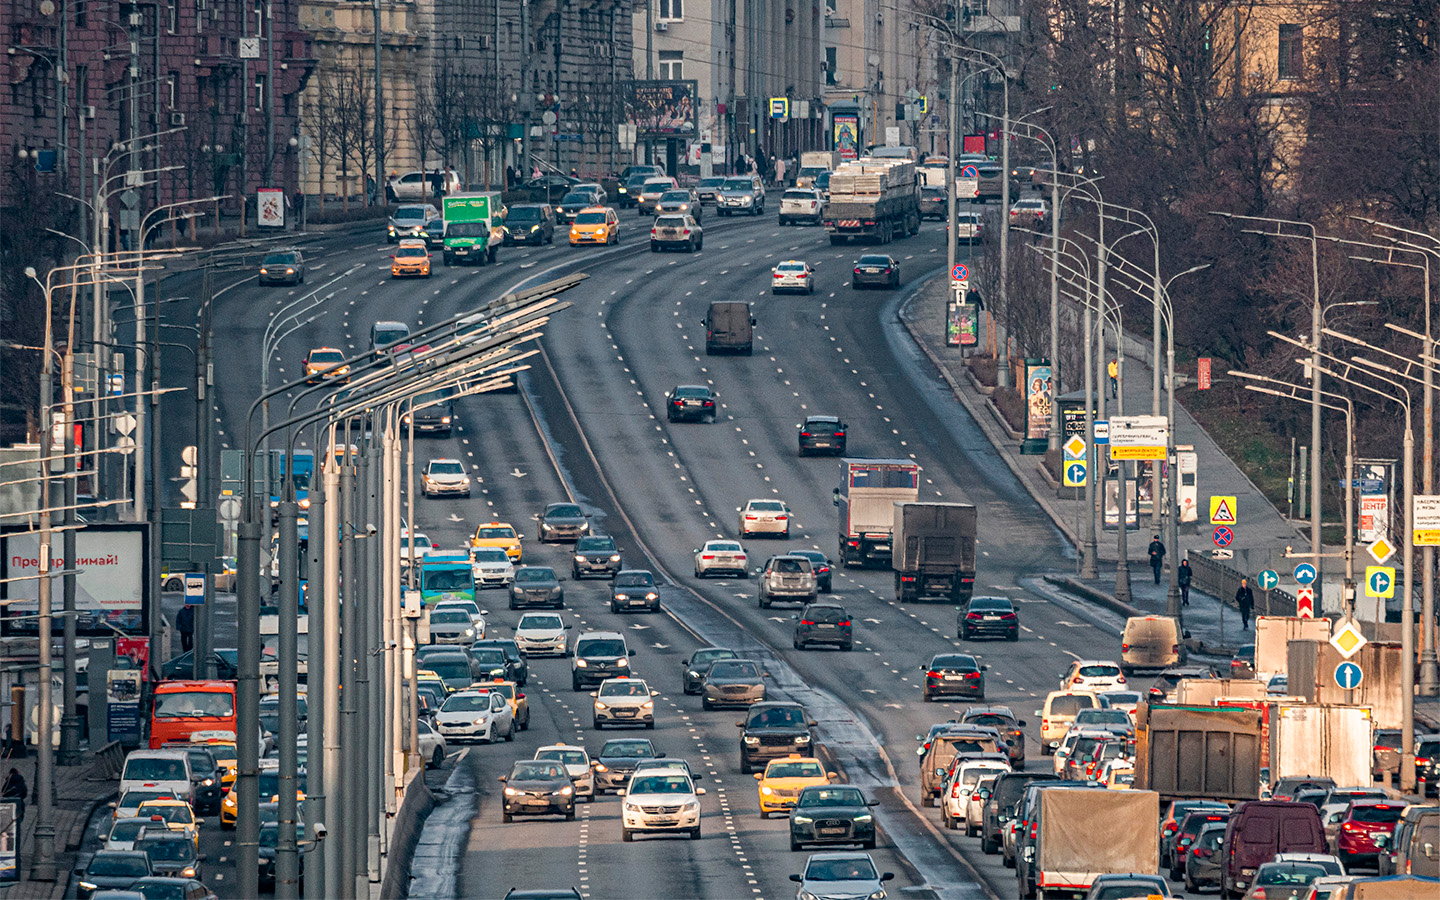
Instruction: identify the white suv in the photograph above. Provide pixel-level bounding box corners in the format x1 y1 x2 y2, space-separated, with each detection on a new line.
621 769 705 841
387 169 461 202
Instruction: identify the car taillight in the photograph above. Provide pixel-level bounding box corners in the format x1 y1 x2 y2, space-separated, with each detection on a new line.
854 268 863 275
800 620 815 626
883 268 892 273
775 273 784 279
651 228 657 235
1121 643 1131 651
966 672 980 679
683 229 691 235
775 514 787 520
800 431 811 437
1116 676 1126 683
966 611 983 619
1030 822 1037 839
702 400 714 406
900 575 916 582
1193 847 1212 859
926 671 942 679
838 620 851 627
672 399 682 405
834 431 844 436
1000 612 1016 619
846 540 860 547
1172 644 1180 654
701 555 714 560
1164 824 1179 835
1343 821 1363 833
745 514 757 520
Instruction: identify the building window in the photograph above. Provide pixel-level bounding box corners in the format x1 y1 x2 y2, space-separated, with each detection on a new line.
167 1 178 33
75 0 85 29
1278 24 1303 79
825 47 837 85
658 0 683 21
75 65 88 109
254 2 263 37
658 50 683 80
254 75 266 111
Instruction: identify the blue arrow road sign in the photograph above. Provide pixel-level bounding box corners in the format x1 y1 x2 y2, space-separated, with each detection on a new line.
1334 661 1363 690
1367 567 1393 596
1293 563 1317 585
1257 570 1279 590
1065 462 1087 486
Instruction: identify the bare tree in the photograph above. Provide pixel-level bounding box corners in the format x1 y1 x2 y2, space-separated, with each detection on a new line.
307 68 345 214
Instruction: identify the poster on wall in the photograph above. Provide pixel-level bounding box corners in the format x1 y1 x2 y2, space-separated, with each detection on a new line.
0 803 15 883
833 115 860 161
1024 359 1053 447
257 187 285 228
1 524 148 636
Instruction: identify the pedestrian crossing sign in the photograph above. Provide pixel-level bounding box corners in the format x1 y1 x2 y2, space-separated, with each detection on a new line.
1209 495 1237 525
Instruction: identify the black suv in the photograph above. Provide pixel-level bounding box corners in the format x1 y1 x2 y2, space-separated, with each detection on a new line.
737 702 817 773
503 204 556 246
797 416 847 457
472 638 528 686
793 603 853 651
571 631 636 691
572 535 623 579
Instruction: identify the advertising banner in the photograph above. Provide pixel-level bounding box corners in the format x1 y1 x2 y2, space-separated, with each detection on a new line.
1104 479 1139 529
833 114 860 161
951 301 979 347
0 803 14 883
1024 359 1053 446
1 524 148 635
106 669 144 744
623 80 698 138
256 187 285 228
1359 493 1389 544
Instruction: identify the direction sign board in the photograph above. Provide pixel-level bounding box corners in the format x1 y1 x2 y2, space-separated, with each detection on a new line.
1293 563 1317 585
1330 619 1369 659
1296 585 1315 618
1209 495 1237 525
1212 525 1234 547
951 263 969 283
1108 415 1169 460
1257 569 1279 590
1414 494 1440 546
1365 565 1395 598
184 573 206 606
1063 461 1087 488
1367 537 1397 565
1334 661 1363 690
1093 421 1110 445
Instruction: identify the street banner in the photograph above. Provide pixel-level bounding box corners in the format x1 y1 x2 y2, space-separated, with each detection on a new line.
1198 357 1212 390
1413 494 1440 546
257 187 285 228
833 115 860 161
106 669 144 744
0 803 14 883
1024 359 1053 447
1359 493 1389 544
624 80 698 138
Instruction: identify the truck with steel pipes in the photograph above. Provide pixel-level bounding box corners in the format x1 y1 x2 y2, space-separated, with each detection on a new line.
822 159 920 245
892 501 977 603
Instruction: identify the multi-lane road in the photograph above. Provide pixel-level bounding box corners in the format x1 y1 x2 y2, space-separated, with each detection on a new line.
120 201 1152 899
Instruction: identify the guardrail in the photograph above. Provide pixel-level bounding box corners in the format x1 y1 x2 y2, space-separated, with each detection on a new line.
1187 550 1297 617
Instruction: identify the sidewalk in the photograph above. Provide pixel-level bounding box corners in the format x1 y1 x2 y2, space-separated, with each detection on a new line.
2 743 124 898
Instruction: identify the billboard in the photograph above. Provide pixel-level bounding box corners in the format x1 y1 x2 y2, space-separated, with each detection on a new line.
833 114 860 161
623 80 698 138
1 523 149 636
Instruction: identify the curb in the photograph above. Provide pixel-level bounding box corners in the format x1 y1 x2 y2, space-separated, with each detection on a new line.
1042 575 1143 619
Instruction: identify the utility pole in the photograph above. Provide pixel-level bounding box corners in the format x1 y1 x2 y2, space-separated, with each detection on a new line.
372 0 384 205
32 282 57 883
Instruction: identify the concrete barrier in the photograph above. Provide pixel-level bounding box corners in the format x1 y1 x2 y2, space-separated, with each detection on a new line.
379 765 435 899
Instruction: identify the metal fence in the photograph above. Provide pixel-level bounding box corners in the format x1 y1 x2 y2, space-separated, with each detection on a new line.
1186 549 1298 617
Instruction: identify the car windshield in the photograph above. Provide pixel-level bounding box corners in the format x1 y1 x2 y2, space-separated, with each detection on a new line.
508 207 541 221
1257 864 1327 885
153 691 233 719
560 192 591 206
430 610 471 625
708 661 760 680
674 386 710 398
1351 804 1402 824
660 192 691 202
123 758 188 781
931 655 977 670
423 569 471 591
722 179 753 191
616 573 655 587
520 615 562 630
429 461 465 476
629 774 692 795
474 525 514 539
428 660 471 680
471 548 509 563
536 749 588 767
858 255 891 265
373 328 407 345
395 208 427 221
139 839 195 862
1090 885 1161 900
806 857 878 881
1077 665 1121 677
576 537 615 552
441 694 491 712
643 180 673 191
1048 695 1097 717
783 191 816 201
601 741 653 759
749 707 805 729
799 788 865 808
513 762 564 780
700 178 726 188
599 681 650 697
108 821 147 842
546 505 583 518
396 246 427 259
263 252 298 265
656 217 688 228
625 176 651 188
1074 709 1130 726
470 649 506 667
766 761 824 779
692 649 738 667
578 640 625 658
515 568 556 583
1099 692 1141 707
706 543 742 553
88 855 150 877
772 559 809 574
141 804 193 825
573 211 607 225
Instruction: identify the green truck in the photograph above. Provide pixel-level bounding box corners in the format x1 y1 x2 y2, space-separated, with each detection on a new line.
442 192 503 266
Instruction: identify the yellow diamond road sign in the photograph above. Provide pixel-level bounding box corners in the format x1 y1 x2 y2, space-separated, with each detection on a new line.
1209 495 1237 525
1064 435 1087 459
1367 537 1396 565
1330 619 1369 660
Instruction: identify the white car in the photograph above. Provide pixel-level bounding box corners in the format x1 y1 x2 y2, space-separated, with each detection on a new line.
966 775 999 836
417 719 448 768
941 759 1010 832
621 769 705 841
771 260 815 295
434 688 514 744
514 612 569 657
693 540 748 578
423 458 471 497
1060 659 1127 693
592 678 660 729
778 189 823 226
534 744 596 801
470 546 515 588
952 209 985 244
433 599 486 630
739 499 792 538
400 532 434 568
1096 690 1143 721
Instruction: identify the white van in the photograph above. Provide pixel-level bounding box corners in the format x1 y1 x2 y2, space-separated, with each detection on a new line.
119 749 194 806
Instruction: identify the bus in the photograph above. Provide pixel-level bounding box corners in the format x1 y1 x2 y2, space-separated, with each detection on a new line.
149 680 237 749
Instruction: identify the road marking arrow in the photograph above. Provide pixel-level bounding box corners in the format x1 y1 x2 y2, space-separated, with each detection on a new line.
863 618 883 624
652 643 669 649
768 617 788 623
510 468 527 478
629 624 650 630
1053 620 1088 628
447 514 465 522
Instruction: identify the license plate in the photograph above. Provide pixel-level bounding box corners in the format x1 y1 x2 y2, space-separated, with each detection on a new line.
615 710 636 717
984 615 1000 620
874 544 890 552
523 798 549 806
650 818 676 826
684 400 699 406
864 267 880 273
813 441 831 447
629 600 648 606
817 623 834 629
818 827 848 835
945 675 961 680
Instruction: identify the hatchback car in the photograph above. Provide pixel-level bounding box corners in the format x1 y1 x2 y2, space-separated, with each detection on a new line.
797 416 846 455
756 755 834 818
665 385 719 423
771 260 816 294
919 185 949 220
779 189 824 225
572 535 622 579
303 347 349 384
656 189 702 221
499 759 575 822
513 612 569 657
852 254 900 289
592 678 659 729
650 214 703 252
387 203 440 242
959 595 1020 640
758 555 816 607
508 566 564 610
693 540 748 578
1009 198 1050 229
568 207 619 246
76 850 153 898
921 653 988 701
1061 660 1127 693
788 853 894 899
737 702 816 773
258 249 305 285
701 658 767 710
620 770 704 841
471 522 523 562
593 738 660 793
435 688 514 743
789 785 878 851
740 499 792 538
1184 820 1228 893
681 646 740 695
423 458 471 498
789 550 834 592
952 209 986 244
1247 860 1329 899
390 240 432 278
1334 799 1404 867
537 502 590 542
610 570 661 613
502 203 555 245
793 603 853 651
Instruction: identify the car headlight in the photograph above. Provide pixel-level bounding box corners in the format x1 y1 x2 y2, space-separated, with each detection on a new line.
542 524 554 531
741 196 753 205
595 701 608 710
623 801 640 813
560 785 574 796
760 785 773 795
182 867 197 878
473 715 491 725
504 787 517 796
688 670 699 678
79 882 98 891
593 763 608 773
575 659 588 667
744 736 760 745
530 225 540 232
464 629 474 637
645 592 658 600
795 735 810 743
616 659 628 667
868 890 886 900
856 813 873 822
792 814 813 824
799 891 820 900
610 554 621 562
575 555 586 562
580 522 590 532
202 778 214 786
683 800 699 812
615 593 629 601
259 268 269 274
641 701 653 709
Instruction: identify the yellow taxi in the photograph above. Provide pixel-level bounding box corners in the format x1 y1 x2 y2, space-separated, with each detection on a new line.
303 347 350 384
568 206 620 246
391 238 433 278
136 798 201 847
221 761 305 829
1101 759 1134 789
754 755 836 818
471 522 523 562
477 678 529 731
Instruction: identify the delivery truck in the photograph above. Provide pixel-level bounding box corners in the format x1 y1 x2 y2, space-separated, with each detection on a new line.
822 159 920 245
796 150 840 188
833 458 919 567
1024 786 1160 898
892 501 977 603
442 192 503 266
1254 615 1331 682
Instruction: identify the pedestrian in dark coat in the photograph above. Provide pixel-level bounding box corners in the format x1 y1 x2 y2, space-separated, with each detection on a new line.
1235 577 1255 629
176 603 196 652
1177 559 1192 606
3 768 26 823
1147 535 1166 585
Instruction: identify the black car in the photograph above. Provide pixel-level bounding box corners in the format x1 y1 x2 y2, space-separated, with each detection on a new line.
160 648 238 680
789 550 833 592
499 759 577 822
958 595 1020 641
159 743 223 814
129 877 217 900
1416 734 1440 794
737 702 817 773
509 566 565 609
76 850 152 898
258 249 306 286
664 385 719 423
135 832 200 880
793 603 853 651
681 646 740 695
258 820 306 890
919 185 948 220
572 535 623 579
554 190 598 225
571 632 636 690
537 502 591 543
424 650 482 691
503 204 556 245
798 416 848 457
921 653 988 701
960 706 1027 766
789 785 878 851
423 218 446 249
504 890 583 900
472 638 528 685
852 254 900 289
525 174 580 203
618 173 652 208
466 646 512 682
610 570 661 613
593 738 660 793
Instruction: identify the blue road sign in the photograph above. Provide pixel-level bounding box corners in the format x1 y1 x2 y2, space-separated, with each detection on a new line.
960 165 979 178
1293 563 1317 585
1257 569 1279 590
1367 567 1393 597
1064 462 1087 486
1212 526 1234 547
951 263 969 282
1334 661 1363 690
184 573 206 606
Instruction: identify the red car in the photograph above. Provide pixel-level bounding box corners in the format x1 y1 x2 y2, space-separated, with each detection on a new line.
1334 798 1404 867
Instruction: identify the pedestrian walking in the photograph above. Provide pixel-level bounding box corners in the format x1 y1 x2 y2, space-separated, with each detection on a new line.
3 768 26 824
1147 534 1166 585
175 603 196 653
775 157 787 187
1177 559 1192 606
506 165 516 189
1235 577 1255 630
1108 359 1118 399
